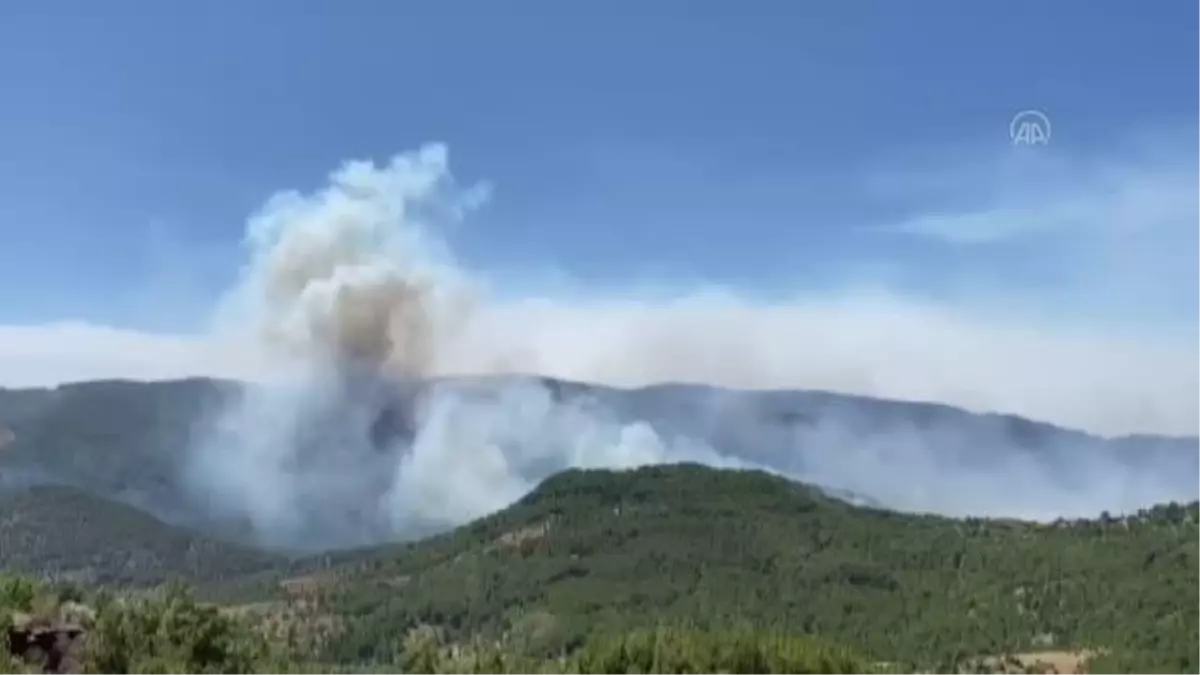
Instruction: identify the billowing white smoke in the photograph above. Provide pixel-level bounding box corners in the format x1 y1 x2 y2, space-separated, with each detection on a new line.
182 143 1198 551
184 144 753 549
214 143 474 375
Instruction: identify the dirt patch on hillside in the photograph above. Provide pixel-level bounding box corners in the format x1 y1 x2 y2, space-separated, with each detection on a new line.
976 649 1099 674
279 573 335 598
220 601 282 618
486 520 553 553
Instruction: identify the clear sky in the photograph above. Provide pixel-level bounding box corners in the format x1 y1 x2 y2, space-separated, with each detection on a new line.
0 1 1196 434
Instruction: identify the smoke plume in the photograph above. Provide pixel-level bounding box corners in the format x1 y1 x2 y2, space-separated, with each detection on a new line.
186 143 730 548
181 143 1199 551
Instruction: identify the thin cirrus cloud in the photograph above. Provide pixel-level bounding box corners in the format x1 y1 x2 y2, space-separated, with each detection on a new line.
862 129 1198 332
896 128 1194 246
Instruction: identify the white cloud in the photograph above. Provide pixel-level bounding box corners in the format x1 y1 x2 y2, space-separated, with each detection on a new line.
875 140 1197 245
0 290 1195 437
0 322 264 387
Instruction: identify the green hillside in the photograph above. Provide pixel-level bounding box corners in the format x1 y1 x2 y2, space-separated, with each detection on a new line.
0 574 882 674
2 465 1197 673
0 379 231 502
217 464 1199 673
0 486 284 587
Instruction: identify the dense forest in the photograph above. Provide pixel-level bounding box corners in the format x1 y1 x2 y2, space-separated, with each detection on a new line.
296 466 1200 673
0 575 880 674
2 465 1197 673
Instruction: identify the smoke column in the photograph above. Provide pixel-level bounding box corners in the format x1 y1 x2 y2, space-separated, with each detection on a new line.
182 144 1199 551
183 144 743 549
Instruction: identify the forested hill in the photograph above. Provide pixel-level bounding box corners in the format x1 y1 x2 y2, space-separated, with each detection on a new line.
2 456 1200 667
219 464 1199 673
0 486 284 586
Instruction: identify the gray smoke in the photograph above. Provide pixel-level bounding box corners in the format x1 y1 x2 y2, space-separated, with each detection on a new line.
183 144 737 549
180 143 1199 551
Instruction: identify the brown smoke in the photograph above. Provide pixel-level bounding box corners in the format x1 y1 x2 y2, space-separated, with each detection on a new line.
223 143 481 379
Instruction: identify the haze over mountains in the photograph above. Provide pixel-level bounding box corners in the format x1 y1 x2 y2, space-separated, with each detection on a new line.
0 144 1196 555
0 375 1195 553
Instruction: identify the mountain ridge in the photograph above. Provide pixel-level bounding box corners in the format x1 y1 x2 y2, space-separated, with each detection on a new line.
0 375 1196 551
6 373 1190 441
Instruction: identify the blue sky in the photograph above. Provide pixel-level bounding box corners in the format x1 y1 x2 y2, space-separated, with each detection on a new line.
1 0 1195 327
0 1 1196 434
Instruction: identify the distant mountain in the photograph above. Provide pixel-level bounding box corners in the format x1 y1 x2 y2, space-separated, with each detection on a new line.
0 375 1195 550
0 378 237 536
0 485 284 586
